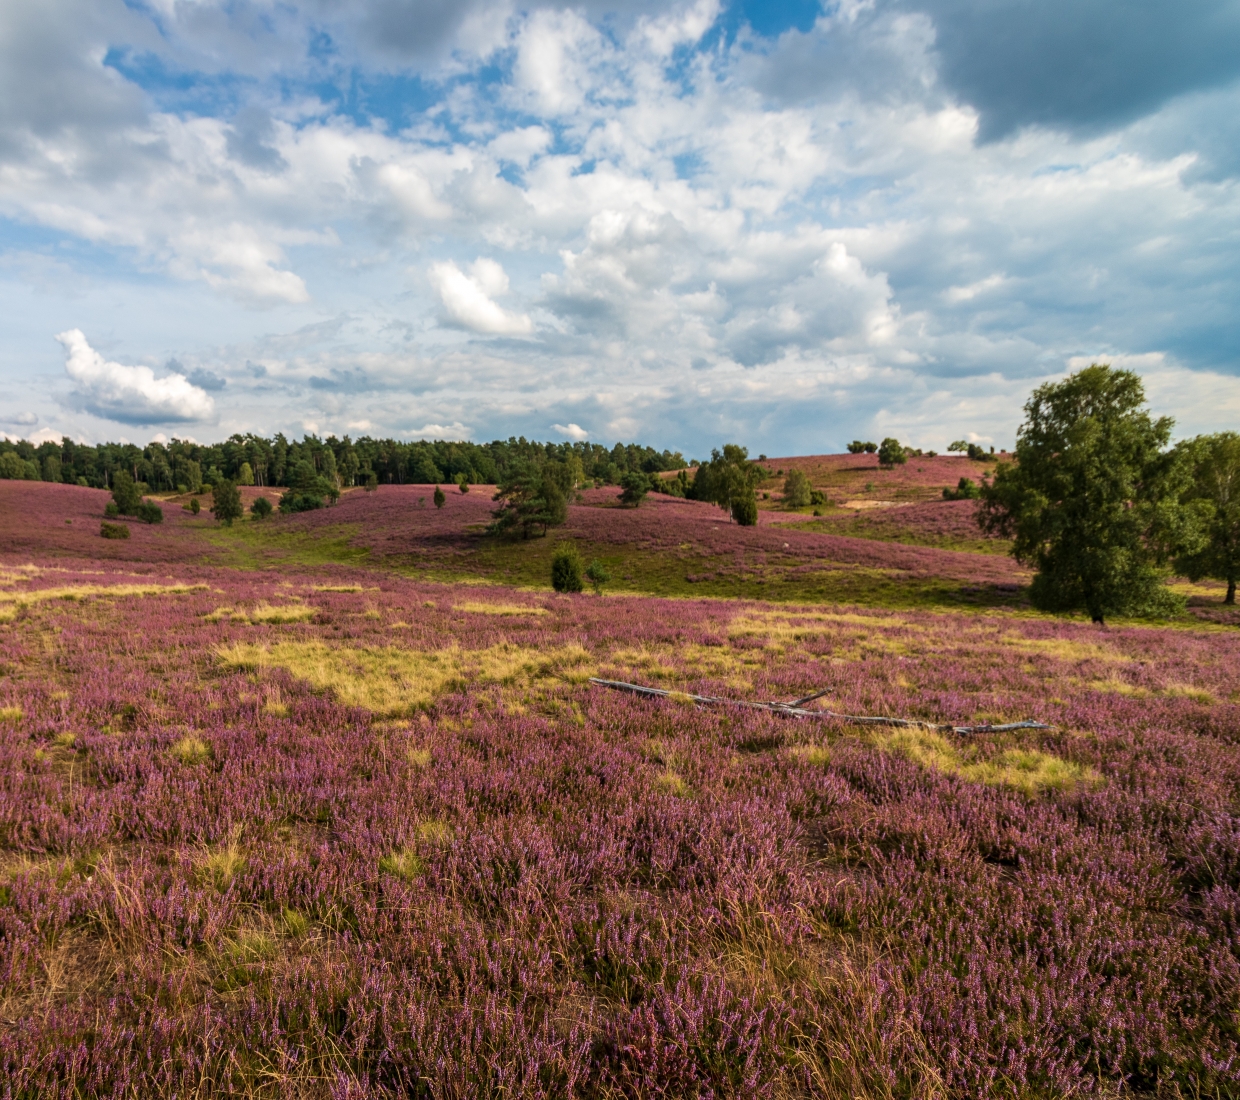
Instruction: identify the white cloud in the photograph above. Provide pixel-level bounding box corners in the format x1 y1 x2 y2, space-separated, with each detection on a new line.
429 259 533 335
56 329 215 425
0 0 1234 453
0 411 38 426
553 422 589 440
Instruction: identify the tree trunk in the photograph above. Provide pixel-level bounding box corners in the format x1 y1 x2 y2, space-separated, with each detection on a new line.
1227 578 1236 606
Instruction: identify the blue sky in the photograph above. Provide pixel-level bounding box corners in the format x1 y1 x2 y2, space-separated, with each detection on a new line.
1 0 1238 454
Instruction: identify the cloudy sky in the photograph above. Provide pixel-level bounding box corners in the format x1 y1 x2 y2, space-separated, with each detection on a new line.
1 0 1238 455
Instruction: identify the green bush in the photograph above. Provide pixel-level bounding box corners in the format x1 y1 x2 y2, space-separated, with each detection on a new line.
212 479 244 526
134 501 163 524
458 475 470 493
943 477 980 501
100 521 130 540
190 497 200 515
782 469 811 508
111 470 143 515
618 470 650 507
551 543 584 592
878 438 907 468
585 559 611 595
433 485 446 509
104 502 120 517
250 496 273 520
731 490 758 526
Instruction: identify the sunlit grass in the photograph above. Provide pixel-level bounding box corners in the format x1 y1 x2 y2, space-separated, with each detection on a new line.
379 847 424 881
453 601 549 616
871 727 1099 796
217 640 596 715
170 735 212 765
0 705 23 722
0 583 206 608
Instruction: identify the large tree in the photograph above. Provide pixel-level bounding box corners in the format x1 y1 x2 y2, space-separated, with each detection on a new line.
979 364 1204 623
489 462 567 538
691 445 761 525
1175 432 1240 604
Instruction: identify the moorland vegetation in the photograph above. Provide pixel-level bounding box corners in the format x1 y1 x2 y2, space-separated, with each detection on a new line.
0 364 1238 1095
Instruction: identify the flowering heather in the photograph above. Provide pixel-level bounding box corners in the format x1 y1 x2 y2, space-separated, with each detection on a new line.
2 483 1240 1096
787 500 1007 553
765 452 1001 503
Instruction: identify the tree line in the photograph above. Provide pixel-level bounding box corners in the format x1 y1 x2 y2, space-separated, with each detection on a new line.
0 434 687 493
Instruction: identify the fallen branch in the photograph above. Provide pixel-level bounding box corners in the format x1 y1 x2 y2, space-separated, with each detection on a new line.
587 678 1054 736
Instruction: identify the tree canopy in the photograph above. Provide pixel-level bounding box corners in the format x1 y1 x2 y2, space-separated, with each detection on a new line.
1174 432 1240 604
979 364 1205 623
690 445 761 525
489 462 568 538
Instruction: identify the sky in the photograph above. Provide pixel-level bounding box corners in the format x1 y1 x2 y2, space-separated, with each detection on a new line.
0 0 1238 457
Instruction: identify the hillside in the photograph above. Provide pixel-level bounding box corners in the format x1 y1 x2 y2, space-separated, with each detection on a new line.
1 458 1238 1095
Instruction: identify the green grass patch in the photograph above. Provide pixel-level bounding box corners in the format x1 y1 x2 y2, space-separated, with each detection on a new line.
201 520 371 570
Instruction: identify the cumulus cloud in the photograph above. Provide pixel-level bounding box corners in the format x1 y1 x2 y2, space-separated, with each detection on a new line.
430 260 533 335
56 329 215 425
553 422 589 440
0 0 1235 452
0 410 38 426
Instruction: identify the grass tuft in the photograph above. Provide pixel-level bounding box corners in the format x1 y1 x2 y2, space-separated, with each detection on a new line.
0 705 23 722
170 735 212 765
379 847 424 881
453 601 549 616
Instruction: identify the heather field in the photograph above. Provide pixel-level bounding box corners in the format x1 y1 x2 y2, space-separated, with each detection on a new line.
3 478 1240 1097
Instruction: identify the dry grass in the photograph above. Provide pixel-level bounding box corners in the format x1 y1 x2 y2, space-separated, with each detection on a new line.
789 743 832 766
263 688 289 718
198 827 246 889
872 727 1099 796
0 705 23 722
312 584 363 593
216 640 595 715
170 735 212 765
0 583 206 608
453 601 549 616
407 746 432 768
1003 636 1130 663
247 602 317 624
378 846 424 881
654 771 689 797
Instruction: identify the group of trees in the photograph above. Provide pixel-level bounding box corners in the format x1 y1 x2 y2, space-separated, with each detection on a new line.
979 365 1240 619
0 433 686 495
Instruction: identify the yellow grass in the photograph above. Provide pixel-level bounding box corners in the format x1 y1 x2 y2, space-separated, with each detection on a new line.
407 747 432 768
655 771 689 797
216 640 595 715
789 743 832 766
170 735 212 765
1003 636 1130 663
379 847 423 881
416 820 454 845
0 705 22 721
248 603 317 624
0 607 16 623
312 584 363 592
0 583 206 607
453 601 549 616
872 727 1098 796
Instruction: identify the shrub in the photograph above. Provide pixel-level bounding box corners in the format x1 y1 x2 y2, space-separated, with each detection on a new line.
101 521 130 540
190 497 200 515
782 469 811 508
943 477 980 501
731 489 758 526
364 472 378 491
585 559 611 595
878 438 907 468
250 496 273 520
458 474 470 493
551 543 584 593
111 470 142 515
212 479 244 526
135 501 163 524
847 440 878 454
433 485 446 509
618 470 650 507
104 502 120 517
809 489 826 506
